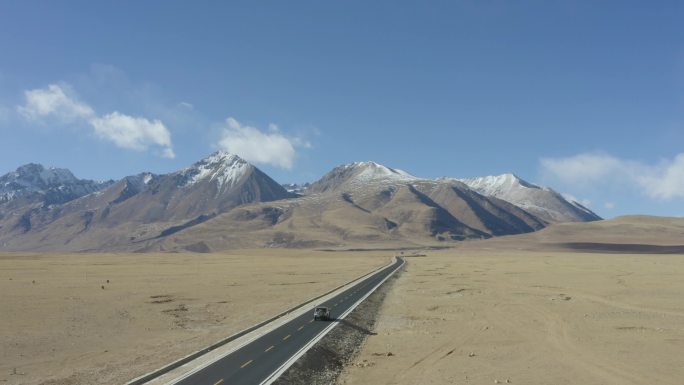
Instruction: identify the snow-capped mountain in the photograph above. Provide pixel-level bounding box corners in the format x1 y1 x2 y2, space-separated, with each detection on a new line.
457 173 601 223
158 151 293 215
0 156 600 252
289 161 547 242
307 161 417 194
0 163 112 205
99 151 291 218
177 152 251 191
0 152 293 251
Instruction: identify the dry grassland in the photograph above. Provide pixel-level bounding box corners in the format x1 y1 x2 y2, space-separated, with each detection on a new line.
0 250 388 385
340 249 684 385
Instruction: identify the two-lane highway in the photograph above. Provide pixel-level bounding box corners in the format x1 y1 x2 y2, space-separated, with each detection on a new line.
168 256 404 385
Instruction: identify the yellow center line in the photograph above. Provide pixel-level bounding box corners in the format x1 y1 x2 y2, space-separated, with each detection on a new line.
264 345 274 352
283 334 291 341
213 380 224 385
240 359 253 368
298 325 304 331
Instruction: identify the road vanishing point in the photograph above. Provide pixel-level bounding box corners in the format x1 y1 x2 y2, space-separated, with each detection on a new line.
166 256 405 385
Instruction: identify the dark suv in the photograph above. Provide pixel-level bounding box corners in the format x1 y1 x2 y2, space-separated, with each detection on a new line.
313 306 331 321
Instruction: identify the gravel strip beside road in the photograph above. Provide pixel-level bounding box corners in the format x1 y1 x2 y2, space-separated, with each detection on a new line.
273 264 404 385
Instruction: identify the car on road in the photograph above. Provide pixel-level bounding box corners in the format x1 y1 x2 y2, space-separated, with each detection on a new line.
313 306 331 321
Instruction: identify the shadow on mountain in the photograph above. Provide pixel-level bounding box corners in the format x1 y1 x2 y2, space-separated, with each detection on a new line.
156 213 217 238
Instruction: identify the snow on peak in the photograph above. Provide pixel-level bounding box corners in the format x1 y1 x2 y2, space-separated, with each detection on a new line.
1 163 79 195
458 173 540 196
10 163 79 187
182 151 251 189
197 151 247 169
307 160 418 194
345 161 417 182
456 173 601 222
123 172 157 192
0 163 110 204
142 173 154 185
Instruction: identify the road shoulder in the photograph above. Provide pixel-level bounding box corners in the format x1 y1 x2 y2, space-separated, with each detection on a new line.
272 262 404 384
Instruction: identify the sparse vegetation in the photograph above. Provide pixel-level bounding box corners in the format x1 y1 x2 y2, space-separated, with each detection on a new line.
0 250 386 384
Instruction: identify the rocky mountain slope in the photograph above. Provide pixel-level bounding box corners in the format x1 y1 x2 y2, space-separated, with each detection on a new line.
0 152 293 251
0 156 601 252
307 161 418 194
458 173 601 223
148 162 554 252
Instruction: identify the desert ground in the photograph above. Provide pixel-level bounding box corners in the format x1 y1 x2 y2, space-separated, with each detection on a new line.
339 248 684 385
3 216 683 385
0 250 388 385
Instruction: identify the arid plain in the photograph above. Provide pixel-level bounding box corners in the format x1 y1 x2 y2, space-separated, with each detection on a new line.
0 250 388 385
340 217 684 385
2 217 684 385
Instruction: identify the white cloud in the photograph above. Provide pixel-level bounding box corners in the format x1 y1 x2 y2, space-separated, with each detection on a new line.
604 202 616 209
635 154 684 200
18 84 94 121
218 117 305 170
18 84 174 158
90 112 175 158
541 152 684 200
540 153 630 185
161 147 176 159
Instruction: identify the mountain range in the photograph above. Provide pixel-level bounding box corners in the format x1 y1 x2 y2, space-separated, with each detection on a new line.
0 152 601 252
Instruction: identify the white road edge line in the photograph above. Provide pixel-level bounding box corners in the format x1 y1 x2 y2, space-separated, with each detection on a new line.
164 257 400 385
258 256 404 385
166 317 282 384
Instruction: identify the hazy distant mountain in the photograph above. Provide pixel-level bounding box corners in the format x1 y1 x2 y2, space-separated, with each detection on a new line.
281 183 310 195
457 173 601 223
0 163 112 206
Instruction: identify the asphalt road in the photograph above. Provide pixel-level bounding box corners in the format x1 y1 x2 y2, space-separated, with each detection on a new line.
170 257 404 385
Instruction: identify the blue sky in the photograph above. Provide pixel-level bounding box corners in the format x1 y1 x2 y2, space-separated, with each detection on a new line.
0 1 682 218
